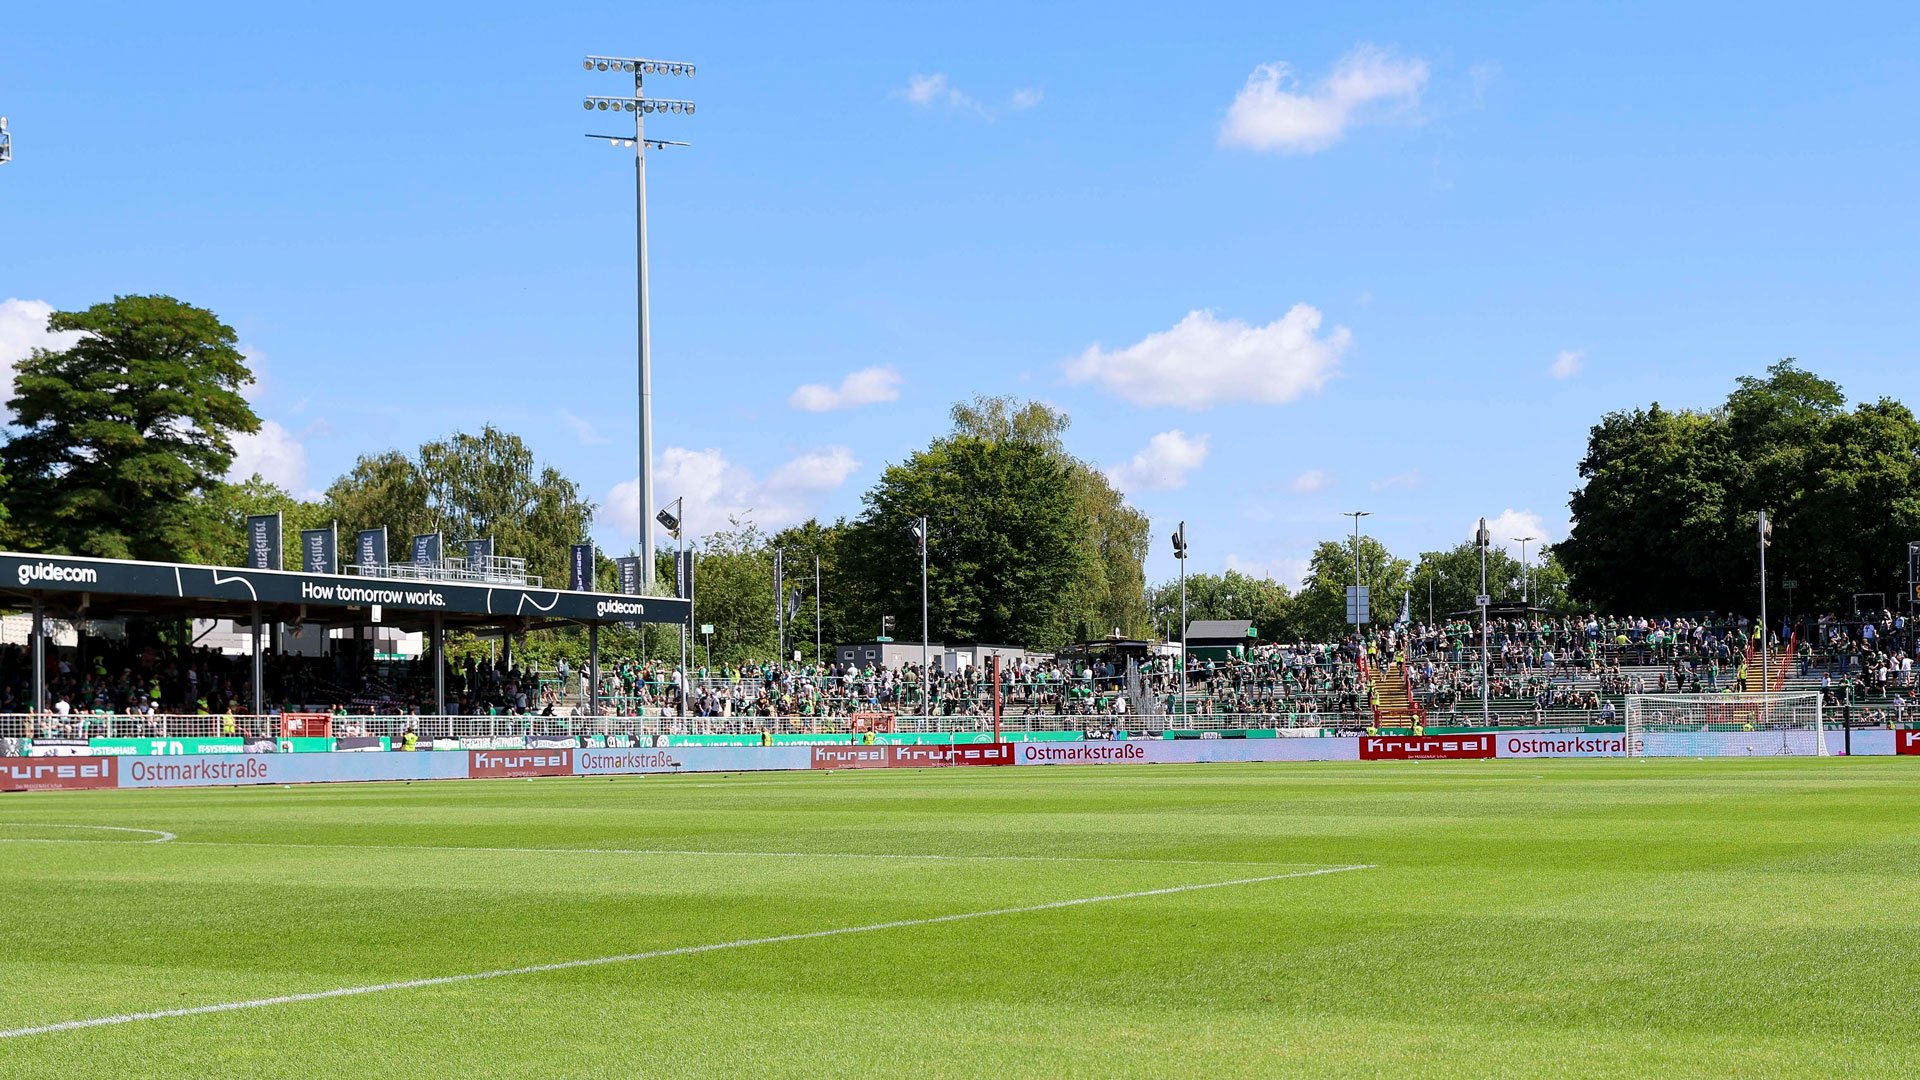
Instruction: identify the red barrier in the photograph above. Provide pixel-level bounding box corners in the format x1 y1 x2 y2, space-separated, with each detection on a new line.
0 756 118 792
1359 735 1495 760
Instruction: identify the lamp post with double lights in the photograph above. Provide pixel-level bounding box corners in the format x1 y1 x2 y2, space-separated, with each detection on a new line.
581 54 696 589
1511 535 1537 605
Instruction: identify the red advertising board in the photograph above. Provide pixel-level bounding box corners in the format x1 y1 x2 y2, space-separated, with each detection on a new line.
1359 734 1496 761
1898 730 1920 756
468 749 571 778
0 755 118 792
811 743 1016 770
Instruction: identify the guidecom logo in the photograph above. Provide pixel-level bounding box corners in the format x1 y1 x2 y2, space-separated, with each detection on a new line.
594 598 647 618
16 562 98 586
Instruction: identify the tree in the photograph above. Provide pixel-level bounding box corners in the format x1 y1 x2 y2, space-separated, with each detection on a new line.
188 477 332 568
767 518 851 663
948 396 1150 637
1560 359 1920 613
686 521 779 666
323 426 593 587
3 295 260 559
1148 570 1294 643
1292 536 1412 640
840 434 1096 647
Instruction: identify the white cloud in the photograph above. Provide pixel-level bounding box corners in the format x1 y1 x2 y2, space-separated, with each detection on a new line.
1220 45 1429 154
0 298 84 415
788 366 904 412
1550 349 1586 380
1480 508 1561 557
899 73 974 109
1107 430 1210 492
558 408 609 445
1010 88 1044 110
1289 469 1331 493
1225 553 1312 591
766 446 860 492
607 445 862 542
228 420 313 496
238 346 269 402
1371 470 1420 491
1066 305 1349 410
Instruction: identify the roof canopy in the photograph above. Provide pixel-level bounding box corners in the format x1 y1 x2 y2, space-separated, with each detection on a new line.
0 551 688 634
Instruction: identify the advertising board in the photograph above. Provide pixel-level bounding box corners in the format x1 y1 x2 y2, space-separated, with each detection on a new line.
0 755 116 792
1494 733 1634 758
1359 735 1495 760
468 749 571 778
1014 739 1357 766
117 752 470 789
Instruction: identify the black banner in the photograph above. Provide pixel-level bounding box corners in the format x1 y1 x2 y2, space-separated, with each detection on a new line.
675 549 695 601
356 528 388 570
411 533 442 566
569 543 594 591
303 526 341 576
616 556 643 596
245 513 282 571
301 527 337 575
463 537 494 570
0 551 690 626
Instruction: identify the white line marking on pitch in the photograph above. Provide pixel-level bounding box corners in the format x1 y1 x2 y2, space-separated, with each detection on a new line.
0 824 176 844
156 839 1321 868
0 864 1373 1040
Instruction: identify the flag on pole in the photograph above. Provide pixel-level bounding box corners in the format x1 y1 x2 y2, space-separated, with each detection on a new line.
1398 590 1410 626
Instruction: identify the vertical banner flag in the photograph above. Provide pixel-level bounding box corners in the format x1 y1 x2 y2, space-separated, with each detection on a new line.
617 557 643 596
411 533 443 566
675 549 695 600
463 538 494 574
569 543 594 591
356 528 388 570
245 513 282 570
301 526 338 574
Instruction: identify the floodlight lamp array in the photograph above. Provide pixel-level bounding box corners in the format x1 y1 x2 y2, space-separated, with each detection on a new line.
583 56 696 77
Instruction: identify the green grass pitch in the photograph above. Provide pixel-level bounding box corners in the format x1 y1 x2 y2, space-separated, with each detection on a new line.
1 759 1917 1078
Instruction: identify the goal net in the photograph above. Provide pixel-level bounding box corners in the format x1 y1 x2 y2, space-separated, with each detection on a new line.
1624 692 1827 757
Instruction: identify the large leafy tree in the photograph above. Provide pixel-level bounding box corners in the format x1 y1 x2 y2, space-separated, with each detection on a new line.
1560 360 1920 613
188 476 333 568
1291 536 1413 641
3 295 260 559
1147 570 1294 643
949 396 1151 637
841 434 1097 647
324 425 594 587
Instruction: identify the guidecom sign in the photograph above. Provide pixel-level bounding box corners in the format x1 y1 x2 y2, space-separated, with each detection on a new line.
0 551 691 626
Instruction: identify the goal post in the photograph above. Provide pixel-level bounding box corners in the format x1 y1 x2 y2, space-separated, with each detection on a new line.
1624 692 1827 757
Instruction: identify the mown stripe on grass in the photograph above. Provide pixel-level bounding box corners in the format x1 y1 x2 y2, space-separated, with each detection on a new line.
0 863 1374 1040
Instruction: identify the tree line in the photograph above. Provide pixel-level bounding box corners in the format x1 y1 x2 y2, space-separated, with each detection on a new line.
8 296 1893 665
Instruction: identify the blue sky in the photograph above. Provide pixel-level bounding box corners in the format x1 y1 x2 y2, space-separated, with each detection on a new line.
4 2 1918 589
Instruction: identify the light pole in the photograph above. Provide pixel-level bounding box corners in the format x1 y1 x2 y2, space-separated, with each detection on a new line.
1343 511 1371 631
657 496 685 712
1511 536 1537 606
1476 517 1492 727
911 517 930 713
1172 523 1188 716
1758 510 1772 706
581 54 695 588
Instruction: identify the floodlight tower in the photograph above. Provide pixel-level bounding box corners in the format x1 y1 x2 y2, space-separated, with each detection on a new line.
581 55 696 588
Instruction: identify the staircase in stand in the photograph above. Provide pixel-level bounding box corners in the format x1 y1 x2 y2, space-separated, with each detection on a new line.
1743 631 1797 693
1372 660 1422 728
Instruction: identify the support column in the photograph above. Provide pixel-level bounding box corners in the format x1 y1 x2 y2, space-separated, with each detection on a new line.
588 623 601 717
30 598 45 714
432 614 446 716
250 604 265 718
